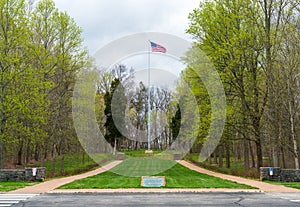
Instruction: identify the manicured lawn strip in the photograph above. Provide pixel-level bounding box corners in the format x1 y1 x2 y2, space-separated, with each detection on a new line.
59 171 140 189
264 180 300 190
59 158 255 189
156 163 253 188
0 181 36 192
110 157 176 177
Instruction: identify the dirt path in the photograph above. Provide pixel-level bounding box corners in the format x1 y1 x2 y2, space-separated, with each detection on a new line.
7 161 123 194
178 160 300 193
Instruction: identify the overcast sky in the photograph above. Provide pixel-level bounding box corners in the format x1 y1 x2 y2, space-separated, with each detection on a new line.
52 0 200 88
52 0 199 54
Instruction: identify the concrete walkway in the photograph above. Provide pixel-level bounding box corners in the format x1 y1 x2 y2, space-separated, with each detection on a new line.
178 160 300 193
7 161 123 194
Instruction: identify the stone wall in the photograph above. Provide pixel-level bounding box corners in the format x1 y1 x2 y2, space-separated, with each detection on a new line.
281 169 300 182
260 167 300 182
0 167 46 182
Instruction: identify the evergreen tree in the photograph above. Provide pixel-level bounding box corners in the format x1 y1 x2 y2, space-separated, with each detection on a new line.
170 104 181 141
104 78 126 151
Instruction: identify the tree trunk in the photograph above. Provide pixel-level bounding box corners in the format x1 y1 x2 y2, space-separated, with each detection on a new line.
249 141 256 168
226 144 230 169
214 151 218 164
233 141 237 170
208 155 212 165
289 100 299 169
237 141 242 160
61 138 66 174
17 145 23 165
24 145 28 168
244 139 250 171
0 90 6 169
292 138 299 169
281 146 286 168
218 145 223 168
52 144 56 175
272 146 279 167
34 146 39 162
272 117 281 167
0 141 4 169
82 151 85 165
253 114 263 170
113 138 117 155
256 138 263 171
69 153 72 169
61 154 65 174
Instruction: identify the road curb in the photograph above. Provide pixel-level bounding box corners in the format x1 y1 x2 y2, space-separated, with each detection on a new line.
48 188 262 194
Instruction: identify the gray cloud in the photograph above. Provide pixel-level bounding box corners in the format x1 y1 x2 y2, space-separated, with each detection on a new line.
52 0 199 54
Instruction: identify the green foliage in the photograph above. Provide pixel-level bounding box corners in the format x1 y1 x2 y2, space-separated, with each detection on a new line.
95 93 106 133
0 0 51 164
186 0 300 170
186 0 269 168
179 66 211 145
0 0 90 168
170 104 181 140
104 78 126 145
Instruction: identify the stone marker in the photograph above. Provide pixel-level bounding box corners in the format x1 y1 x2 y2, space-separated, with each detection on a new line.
145 150 153 154
141 176 166 187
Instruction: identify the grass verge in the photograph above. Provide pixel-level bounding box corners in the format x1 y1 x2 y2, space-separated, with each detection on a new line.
58 157 256 189
264 180 300 190
0 181 36 192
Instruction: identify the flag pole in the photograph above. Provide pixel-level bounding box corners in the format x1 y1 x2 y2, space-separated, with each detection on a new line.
147 41 151 152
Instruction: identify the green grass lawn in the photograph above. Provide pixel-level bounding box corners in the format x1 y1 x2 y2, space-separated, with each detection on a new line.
265 180 300 190
185 153 259 179
110 157 176 177
36 153 112 178
123 149 183 160
0 181 36 192
42 154 97 177
59 157 255 189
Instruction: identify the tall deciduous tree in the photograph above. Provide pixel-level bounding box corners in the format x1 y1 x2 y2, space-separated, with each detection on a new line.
187 0 300 169
0 0 49 166
187 0 267 169
0 0 90 168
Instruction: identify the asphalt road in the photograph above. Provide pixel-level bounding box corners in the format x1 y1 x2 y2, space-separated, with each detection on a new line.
12 192 300 207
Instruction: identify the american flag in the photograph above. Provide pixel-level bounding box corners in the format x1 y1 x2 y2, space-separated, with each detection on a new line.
150 41 167 53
